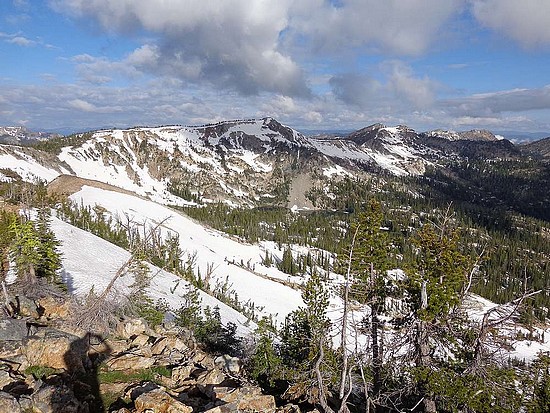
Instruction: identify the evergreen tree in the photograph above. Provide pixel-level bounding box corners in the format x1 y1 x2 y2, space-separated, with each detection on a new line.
10 216 42 284
35 208 63 288
0 210 16 280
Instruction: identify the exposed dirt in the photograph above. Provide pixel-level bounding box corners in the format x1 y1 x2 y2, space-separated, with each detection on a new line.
286 173 316 210
47 174 137 198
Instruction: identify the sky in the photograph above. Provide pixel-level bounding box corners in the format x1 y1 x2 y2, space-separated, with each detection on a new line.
1 0 550 136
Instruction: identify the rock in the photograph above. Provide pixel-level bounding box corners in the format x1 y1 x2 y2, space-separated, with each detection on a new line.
13 295 39 318
126 381 162 401
131 333 151 347
18 395 32 412
214 354 242 375
116 318 149 339
0 369 19 389
171 365 193 385
107 353 155 371
196 368 226 386
0 391 21 413
0 318 28 341
31 383 85 413
134 388 193 413
151 336 189 356
0 339 23 360
36 296 70 320
237 394 276 412
22 330 88 372
276 404 301 413
191 349 215 368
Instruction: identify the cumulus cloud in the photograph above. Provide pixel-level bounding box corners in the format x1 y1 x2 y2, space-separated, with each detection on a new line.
329 73 382 108
441 85 550 117
385 62 436 109
50 0 310 97
471 0 550 47
291 0 462 55
329 62 437 110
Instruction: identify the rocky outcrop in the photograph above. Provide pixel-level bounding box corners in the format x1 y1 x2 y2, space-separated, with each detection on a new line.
0 294 286 413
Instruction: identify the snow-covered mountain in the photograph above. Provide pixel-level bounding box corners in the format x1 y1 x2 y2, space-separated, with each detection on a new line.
1 117 549 364
0 117 524 208
0 126 62 144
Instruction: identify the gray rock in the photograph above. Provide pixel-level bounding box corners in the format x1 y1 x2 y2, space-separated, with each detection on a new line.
0 318 28 341
0 391 20 412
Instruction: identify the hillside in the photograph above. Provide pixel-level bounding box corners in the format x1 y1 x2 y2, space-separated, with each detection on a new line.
1 117 550 412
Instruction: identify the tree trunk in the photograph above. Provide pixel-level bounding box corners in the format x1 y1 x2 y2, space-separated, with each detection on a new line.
417 280 436 413
370 263 382 411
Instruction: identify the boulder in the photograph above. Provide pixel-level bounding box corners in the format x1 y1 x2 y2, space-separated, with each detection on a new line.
237 394 276 412
107 353 155 371
0 318 28 341
131 333 151 348
22 330 88 372
134 388 193 413
13 295 39 318
31 383 85 413
171 365 194 385
116 318 149 339
0 391 20 413
196 368 226 386
36 296 70 320
0 369 21 390
151 336 189 356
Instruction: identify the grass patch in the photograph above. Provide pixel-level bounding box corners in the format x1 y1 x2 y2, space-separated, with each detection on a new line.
98 365 172 384
24 365 60 379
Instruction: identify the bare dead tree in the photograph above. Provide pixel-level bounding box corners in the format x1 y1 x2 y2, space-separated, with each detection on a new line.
70 217 170 334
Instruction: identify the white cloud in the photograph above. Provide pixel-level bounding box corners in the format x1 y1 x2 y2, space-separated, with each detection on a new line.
329 62 437 111
8 35 35 46
291 0 463 55
386 62 436 109
471 0 550 47
441 85 550 117
50 0 309 97
68 99 97 112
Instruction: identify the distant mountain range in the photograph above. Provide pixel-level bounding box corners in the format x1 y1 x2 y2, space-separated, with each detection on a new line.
0 117 549 210
0 126 62 144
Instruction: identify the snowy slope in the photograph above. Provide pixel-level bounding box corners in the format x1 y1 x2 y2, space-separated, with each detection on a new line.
52 215 256 335
67 185 304 325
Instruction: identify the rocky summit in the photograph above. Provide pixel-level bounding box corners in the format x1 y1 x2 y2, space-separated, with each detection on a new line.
0 293 286 413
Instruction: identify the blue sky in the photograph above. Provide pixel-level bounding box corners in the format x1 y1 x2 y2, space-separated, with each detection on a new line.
1 0 550 136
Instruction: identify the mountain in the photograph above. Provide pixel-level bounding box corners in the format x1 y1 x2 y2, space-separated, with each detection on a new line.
0 125 62 144
1 118 550 412
520 136 550 160
0 117 539 210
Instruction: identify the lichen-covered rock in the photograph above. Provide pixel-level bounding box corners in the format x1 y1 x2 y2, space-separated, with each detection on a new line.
22 329 88 372
116 318 149 339
196 368 226 386
106 353 155 371
0 318 28 342
31 383 85 413
37 296 70 320
134 388 193 413
0 391 21 413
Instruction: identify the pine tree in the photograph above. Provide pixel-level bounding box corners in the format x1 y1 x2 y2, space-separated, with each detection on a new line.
35 208 63 288
9 209 64 291
10 216 41 284
345 199 393 410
